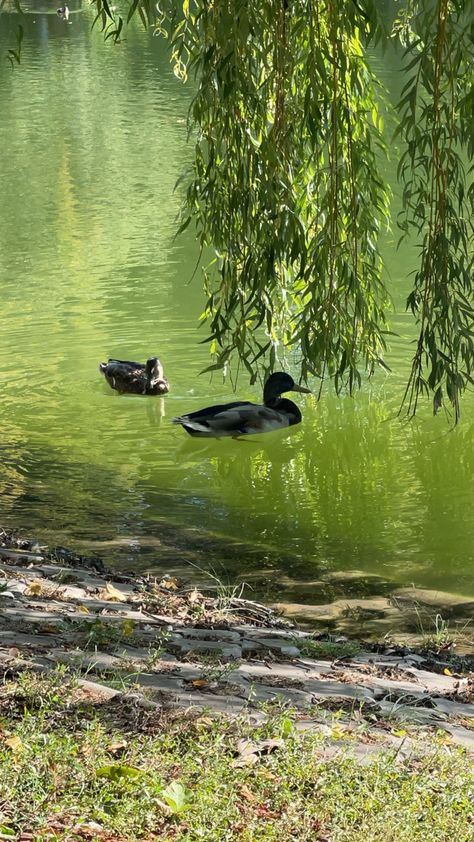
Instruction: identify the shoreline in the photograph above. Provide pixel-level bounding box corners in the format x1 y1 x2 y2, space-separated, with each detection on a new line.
2 526 474 652
0 527 473 743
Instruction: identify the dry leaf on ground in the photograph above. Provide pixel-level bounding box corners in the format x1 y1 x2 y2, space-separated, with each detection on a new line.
101 583 128 602
4 735 23 753
232 738 284 767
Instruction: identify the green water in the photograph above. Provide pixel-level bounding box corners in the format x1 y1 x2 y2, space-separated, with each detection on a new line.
1 8 474 624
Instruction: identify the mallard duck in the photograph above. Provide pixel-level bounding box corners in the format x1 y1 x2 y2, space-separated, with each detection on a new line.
172 372 310 437
99 357 169 395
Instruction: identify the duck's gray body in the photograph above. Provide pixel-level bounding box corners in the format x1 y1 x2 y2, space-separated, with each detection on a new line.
172 373 310 438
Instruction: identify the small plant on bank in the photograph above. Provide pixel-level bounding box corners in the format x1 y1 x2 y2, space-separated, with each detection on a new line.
431 613 453 649
298 637 362 660
73 617 137 649
411 606 457 652
183 560 248 616
144 640 170 669
8 666 72 716
187 653 239 686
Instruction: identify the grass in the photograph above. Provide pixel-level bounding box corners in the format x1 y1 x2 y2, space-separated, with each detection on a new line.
297 638 362 660
392 600 474 657
0 670 473 841
410 607 455 652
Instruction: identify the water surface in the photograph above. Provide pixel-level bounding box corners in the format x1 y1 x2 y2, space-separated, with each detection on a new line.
1 8 473 633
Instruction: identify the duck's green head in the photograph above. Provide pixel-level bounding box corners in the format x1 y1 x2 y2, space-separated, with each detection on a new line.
263 372 311 404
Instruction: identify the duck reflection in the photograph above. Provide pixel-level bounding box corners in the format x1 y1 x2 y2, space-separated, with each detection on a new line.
175 424 301 467
146 396 166 427
173 425 303 537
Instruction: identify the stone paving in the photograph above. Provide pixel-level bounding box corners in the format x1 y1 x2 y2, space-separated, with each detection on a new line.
1 539 474 759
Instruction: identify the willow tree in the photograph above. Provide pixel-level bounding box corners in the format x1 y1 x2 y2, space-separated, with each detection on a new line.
93 0 474 420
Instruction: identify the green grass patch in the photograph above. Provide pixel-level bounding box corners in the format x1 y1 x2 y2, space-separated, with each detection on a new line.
0 670 472 841
297 638 362 660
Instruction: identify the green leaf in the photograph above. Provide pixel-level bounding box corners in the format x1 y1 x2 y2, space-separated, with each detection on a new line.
280 717 294 737
161 781 188 814
96 764 146 781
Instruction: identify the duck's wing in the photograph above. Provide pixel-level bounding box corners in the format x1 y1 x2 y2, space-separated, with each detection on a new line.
106 359 144 372
174 400 252 423
173 402 290 436
99 359 147 393
222 404 292 435
103 360 145 379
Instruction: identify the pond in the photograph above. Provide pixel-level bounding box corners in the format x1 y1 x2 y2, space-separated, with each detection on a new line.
1 6 474 636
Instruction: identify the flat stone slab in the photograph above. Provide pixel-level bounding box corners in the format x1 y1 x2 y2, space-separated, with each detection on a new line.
176 627 241 642
163 690 252 714
235 627 307 641
304 679 375 702
44 649 126 672
0 631 60 648
236 681 316 706
114 646 177 663
166 636 242 659
402 668 458 693
2 580 29 595
368 676 429 697
241 637 300 657
376 699 447 725
0 549 45 563
393 587 474 613
1 607 65 624
273 597 393 623
62 599 148 617
232 661 316 681
318 740 414 765
430 697 474 718
53 584 90 600
130 673 186 693
77 679 121 700
439 723 474 749
0 651 53 673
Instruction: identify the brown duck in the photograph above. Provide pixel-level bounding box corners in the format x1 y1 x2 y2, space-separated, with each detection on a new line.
99 357 169 395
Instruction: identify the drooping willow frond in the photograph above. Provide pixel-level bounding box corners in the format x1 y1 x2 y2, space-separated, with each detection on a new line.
396 0 474 423
90 0 474 420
